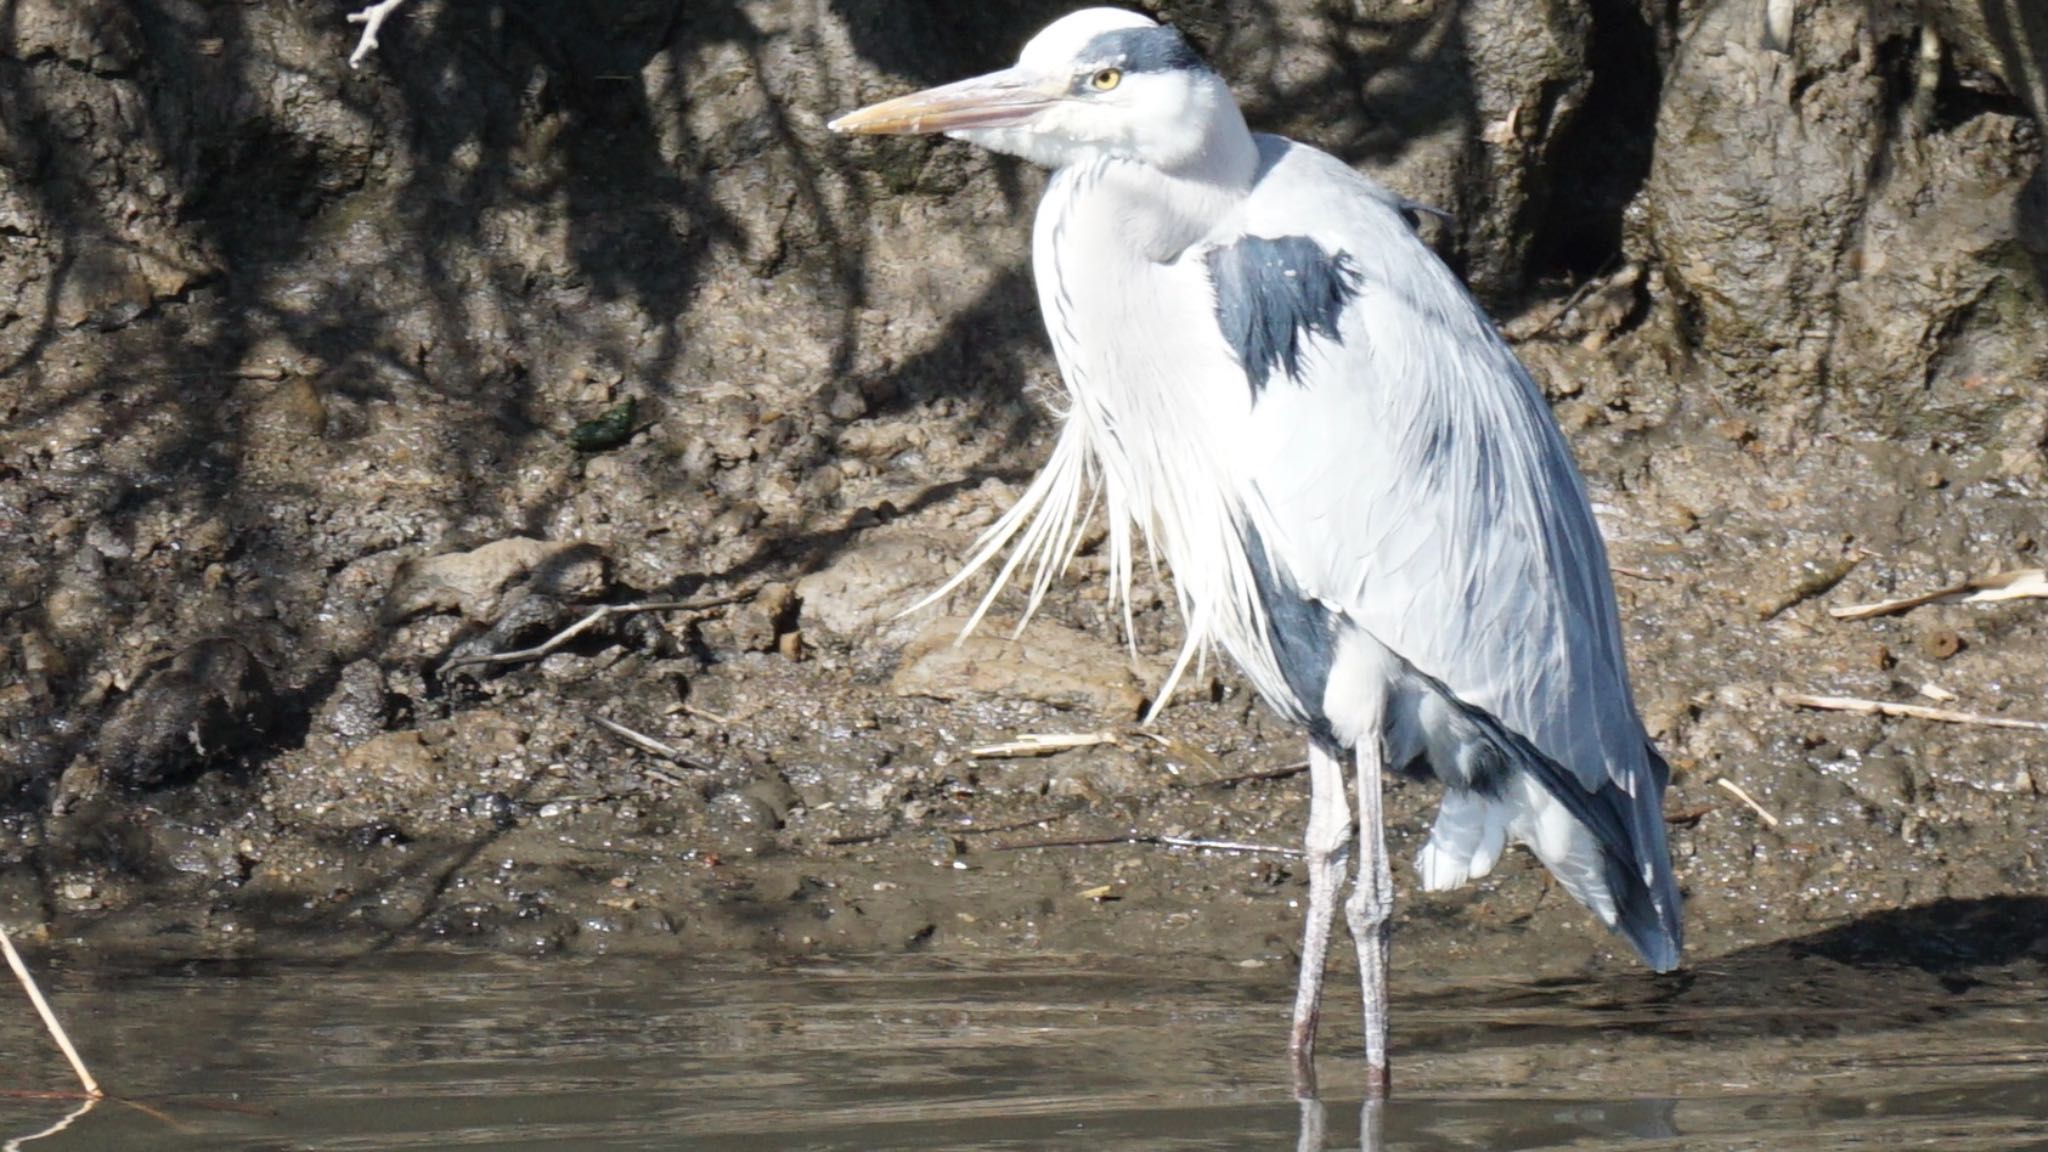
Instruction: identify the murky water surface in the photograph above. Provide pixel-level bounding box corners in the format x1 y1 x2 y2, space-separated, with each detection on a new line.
1 950 2043 1150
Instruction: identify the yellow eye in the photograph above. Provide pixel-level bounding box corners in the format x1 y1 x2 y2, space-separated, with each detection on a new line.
1090 67 1122 91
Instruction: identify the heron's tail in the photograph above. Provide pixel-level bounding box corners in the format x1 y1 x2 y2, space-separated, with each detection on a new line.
1409 690 1684 972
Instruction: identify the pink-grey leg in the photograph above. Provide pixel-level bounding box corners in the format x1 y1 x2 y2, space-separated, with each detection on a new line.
1290 740 1353 1098
1344 730 1394 1096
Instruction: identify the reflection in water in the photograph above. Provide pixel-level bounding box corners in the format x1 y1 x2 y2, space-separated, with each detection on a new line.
0 951 2039 1149
1297 1095 1682 1152
2 1097 95 1152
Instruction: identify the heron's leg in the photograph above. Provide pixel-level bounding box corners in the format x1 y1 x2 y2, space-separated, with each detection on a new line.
1289 739 1353 1098
1344 729 1394 1097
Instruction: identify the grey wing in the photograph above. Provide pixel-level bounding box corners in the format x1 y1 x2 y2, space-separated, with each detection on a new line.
1210 141 1680 969
1224 143 1649 795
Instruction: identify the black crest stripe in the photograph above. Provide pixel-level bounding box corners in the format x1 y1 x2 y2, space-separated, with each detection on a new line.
1076 26 1204 74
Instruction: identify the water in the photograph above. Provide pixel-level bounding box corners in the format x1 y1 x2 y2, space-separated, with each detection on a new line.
1 946 2043 1150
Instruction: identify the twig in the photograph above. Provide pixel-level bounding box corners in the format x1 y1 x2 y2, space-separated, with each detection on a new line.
1830 567 2048 621
823 829 892 847
681 703 736 726
346 0 408 69
1131 731 1232 783
1781 691 2048 734
1663 804 1717 827
1505 255 1619 342
589 715 710 780
1712 778 1780 829
0 926 101 1099
1203 760 1309 788
1755 553 1866 620
439 589 758 676
950 807 1087 835
992 833 1302 858
969 731 1119 759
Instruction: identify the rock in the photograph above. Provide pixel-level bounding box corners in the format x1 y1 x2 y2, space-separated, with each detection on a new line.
43 548 109 645
15 630 68 697
795 531 965 648
341 731 441 801
248 377 330 445
737 772 799 826
98 639 277 787
383 538 605 624
890 616 1146 720
978 745 1162 800
729 582 797 654
316 659 388 745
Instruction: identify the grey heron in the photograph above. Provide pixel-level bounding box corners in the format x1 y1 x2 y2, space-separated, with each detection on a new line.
830 8 1683 1095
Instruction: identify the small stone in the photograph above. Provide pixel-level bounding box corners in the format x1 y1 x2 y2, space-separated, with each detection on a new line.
826 386 869 422
729 582 796 653
316 659 388 744
84 522 131 559
276 377 329 438
1917 628 1963 661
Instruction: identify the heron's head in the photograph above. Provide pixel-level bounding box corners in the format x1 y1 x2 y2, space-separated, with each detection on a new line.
829 9 1245 176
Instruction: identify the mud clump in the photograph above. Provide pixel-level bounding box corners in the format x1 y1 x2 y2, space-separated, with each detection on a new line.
0 1 2041 979
97 640 279 788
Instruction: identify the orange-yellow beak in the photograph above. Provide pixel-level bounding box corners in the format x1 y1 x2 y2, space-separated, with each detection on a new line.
829 68 1063 136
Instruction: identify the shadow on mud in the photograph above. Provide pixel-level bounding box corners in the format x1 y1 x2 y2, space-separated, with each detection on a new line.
1400 894 2048 1064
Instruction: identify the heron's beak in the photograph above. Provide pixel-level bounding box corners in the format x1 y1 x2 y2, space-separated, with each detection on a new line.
829 68 1063 135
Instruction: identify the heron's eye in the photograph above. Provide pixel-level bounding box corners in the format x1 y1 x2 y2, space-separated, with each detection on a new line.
1089 67 1123 91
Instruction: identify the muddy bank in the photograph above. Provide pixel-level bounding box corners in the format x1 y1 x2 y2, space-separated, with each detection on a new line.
0 0 2044 982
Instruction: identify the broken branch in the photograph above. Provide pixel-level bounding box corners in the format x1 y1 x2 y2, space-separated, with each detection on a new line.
1830 567 2048 621
991 833 1302 858
1781 691 2048 734
1712 777 1781 830
438 588 758 676
1202 760 1310 789
0 924 101 1099
589 714 710 780
968 731 1120 759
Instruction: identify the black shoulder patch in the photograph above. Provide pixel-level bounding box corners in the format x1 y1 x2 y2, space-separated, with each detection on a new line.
1205 235 1362 400
1077 25 1204 74
1243 523 1343 752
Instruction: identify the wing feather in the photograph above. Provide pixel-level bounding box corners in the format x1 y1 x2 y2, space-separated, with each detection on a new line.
1213 137 1648 798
